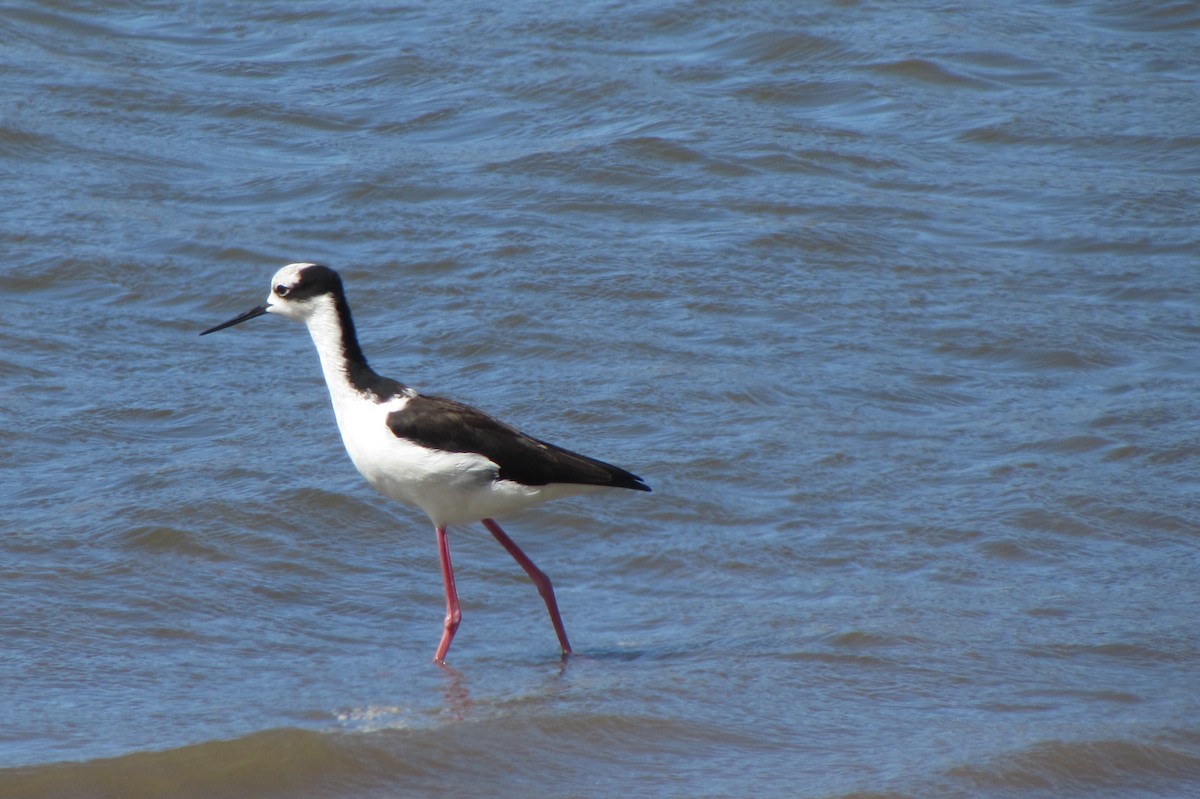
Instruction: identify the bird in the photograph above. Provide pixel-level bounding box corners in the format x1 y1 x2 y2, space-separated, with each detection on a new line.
201 263 650 663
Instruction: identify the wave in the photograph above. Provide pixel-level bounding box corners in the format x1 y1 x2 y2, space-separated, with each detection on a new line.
0 712 759 799
946 733 1200 796
0 728 407 799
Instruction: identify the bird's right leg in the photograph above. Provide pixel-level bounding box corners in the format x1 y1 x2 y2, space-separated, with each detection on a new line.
433 525 461 663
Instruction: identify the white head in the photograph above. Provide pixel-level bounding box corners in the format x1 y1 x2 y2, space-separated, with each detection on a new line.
263 262 346 323
201 262 346 335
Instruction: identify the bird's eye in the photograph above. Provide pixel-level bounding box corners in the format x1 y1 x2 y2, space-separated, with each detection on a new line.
275 284 291 297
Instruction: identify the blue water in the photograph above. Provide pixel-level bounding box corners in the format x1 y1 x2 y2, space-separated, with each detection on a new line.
3 1 1199 797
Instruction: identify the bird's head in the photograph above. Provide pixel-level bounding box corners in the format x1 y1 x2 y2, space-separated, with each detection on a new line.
201 263 343 334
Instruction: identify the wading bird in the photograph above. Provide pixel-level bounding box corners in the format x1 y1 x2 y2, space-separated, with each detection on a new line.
202 263 650 662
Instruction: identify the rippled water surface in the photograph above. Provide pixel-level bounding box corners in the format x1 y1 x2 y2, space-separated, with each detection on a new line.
3 1 1199 797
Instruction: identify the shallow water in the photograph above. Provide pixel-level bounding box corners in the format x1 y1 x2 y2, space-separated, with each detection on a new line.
3 0 1199 797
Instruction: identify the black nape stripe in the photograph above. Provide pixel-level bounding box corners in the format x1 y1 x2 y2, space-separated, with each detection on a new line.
288 264 343 301
297 265 409 402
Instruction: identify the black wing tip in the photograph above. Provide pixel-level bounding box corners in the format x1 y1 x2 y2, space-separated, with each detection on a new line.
612 471 652 493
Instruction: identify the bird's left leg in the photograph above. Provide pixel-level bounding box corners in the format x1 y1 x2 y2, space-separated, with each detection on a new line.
482 518 572 656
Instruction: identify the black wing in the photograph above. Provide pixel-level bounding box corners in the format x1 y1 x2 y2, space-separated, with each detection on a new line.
386 393 650 492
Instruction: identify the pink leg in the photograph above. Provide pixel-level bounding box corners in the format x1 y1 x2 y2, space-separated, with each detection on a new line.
482 518 572 656
433 525 461 663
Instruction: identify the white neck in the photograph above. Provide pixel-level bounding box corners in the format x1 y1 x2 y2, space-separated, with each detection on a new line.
303 296 362 407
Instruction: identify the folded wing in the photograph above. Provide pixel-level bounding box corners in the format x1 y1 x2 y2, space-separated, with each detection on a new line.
387 394 651 492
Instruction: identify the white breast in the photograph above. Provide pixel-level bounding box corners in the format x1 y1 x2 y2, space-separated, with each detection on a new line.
327 390 597 527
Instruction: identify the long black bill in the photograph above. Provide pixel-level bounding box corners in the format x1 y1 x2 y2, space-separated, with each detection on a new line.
200 304 269 336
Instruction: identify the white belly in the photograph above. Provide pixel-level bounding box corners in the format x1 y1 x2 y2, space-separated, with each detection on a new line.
330 393 596 527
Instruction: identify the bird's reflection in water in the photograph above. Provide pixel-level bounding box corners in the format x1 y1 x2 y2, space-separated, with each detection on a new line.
437 662 472 721
436 652 575 721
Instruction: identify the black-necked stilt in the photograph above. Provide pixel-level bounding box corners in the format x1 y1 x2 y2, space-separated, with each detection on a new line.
201 263 650 663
